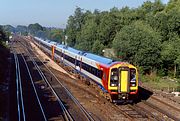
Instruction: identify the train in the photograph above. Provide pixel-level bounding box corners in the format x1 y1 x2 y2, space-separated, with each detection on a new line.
32 36 138 103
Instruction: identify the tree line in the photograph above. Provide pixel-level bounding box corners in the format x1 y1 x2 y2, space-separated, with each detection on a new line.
0 23 64 43
65 0 180 77
0 26 8 43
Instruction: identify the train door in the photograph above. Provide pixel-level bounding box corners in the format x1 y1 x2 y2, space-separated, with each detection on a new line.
61 51 64 62
119 67 129 93
75 56 82 71
75 56 77 68
51 46 55 60
80 57 82 72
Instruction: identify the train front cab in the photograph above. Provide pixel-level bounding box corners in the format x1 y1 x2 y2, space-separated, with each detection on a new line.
108 63 138 102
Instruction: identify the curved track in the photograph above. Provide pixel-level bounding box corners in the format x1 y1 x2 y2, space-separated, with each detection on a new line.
17 36 95 121
16 35 180 121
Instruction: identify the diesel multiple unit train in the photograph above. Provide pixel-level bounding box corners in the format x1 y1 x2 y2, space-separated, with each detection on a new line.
33 37 138 102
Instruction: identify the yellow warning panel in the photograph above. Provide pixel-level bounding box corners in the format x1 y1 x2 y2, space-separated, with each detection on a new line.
120 71 128 92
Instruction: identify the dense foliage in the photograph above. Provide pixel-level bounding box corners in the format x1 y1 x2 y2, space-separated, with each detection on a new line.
0 26 8 43
65 0 180 77
113 21 162 74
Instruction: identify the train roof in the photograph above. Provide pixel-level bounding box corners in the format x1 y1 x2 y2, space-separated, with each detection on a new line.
56 44 114 65
49 41 57 45
35 36 115 65
66 46 115 65
34 37 44 42
67 47 83 55
83 53 114 65
56 44 83 55
56 44 64 48
35 37 52 46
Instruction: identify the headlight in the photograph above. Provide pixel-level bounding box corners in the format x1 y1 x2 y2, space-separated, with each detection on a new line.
131 84 136 87
111 83 117 86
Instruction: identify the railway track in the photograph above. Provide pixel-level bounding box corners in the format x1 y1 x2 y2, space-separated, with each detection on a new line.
113 98 179 121
19 52 48 121
19 35 180 121
23 49 73 121
137 86 180 120
18 36 95 121
151 96 180 113
21 36 168 121
111 103 159 121
132 104 164 121
12 40 65 121
13 48 48 121
141 96 180 121
13 53 26 121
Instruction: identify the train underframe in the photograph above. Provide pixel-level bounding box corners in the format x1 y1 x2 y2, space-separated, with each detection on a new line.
111 93 138 103
100 90 138 103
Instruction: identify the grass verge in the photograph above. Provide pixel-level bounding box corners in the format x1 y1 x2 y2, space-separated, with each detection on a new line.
141 74 180 92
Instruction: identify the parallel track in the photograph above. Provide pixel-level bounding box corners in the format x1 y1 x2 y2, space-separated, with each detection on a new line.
12 39 65 121
21 35 180 121
151 96 180 112
13 43 48 121
113 104 150 121
25 49 73 121
131 104 163 121
20 53 48 121
20 37 94 121
139 86 180 120
14 53 26 121
142 99 180 121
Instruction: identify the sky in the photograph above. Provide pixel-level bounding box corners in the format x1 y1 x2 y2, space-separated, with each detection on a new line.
0 0 169 28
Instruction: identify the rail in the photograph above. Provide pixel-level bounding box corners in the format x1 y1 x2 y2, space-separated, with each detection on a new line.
21 37 94 121
21 44 73 121
142 100 180 121
32 48 94 121
20 53 48 121
14 53 26 121
151 96 180 112
131 104 163 121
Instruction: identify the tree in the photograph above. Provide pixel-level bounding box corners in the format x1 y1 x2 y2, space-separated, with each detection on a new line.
65 7 85 47
74 7 85 31
138 0 164 16
65 1 180 77
92 40 104 55
0 27 7 42
16 25 28 35
165 0 180 12
98 12 118 46
28 23 43 35
66 16 77 46
47 29 64 43
161 33 180 77
146 11 168 42
113 21 162 74
75 14 98 51
2 25 15 33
